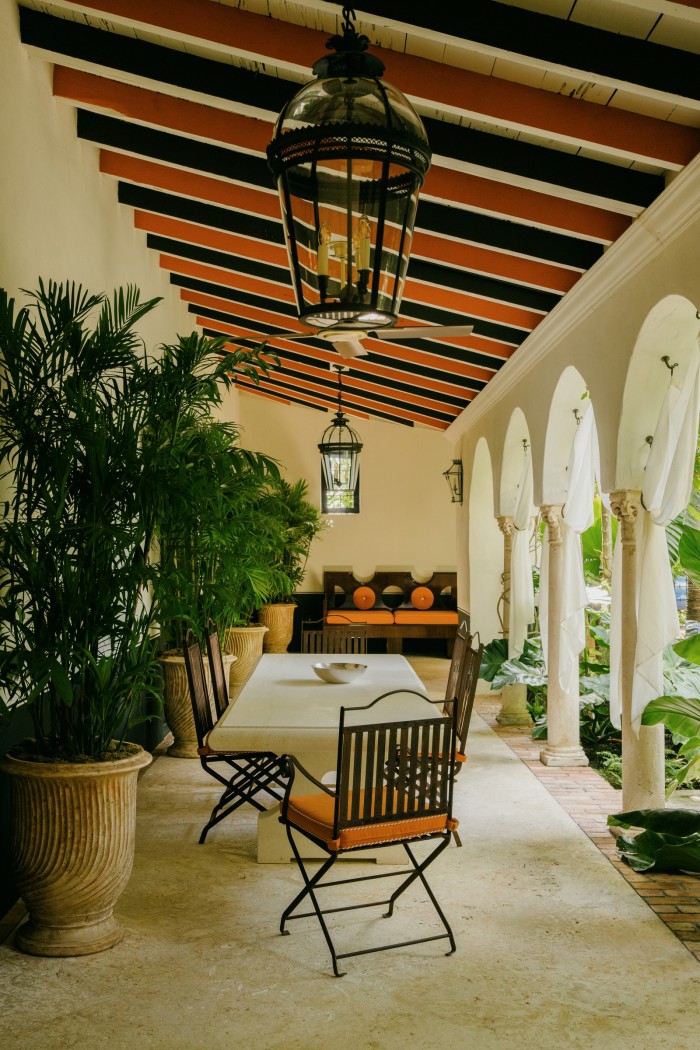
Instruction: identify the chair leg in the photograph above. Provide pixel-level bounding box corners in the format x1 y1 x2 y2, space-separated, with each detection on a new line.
281 827 345 977
385 839 456 956
279 828 457 975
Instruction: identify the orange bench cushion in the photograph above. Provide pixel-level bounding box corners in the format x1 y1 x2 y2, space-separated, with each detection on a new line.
326 610 394 625
393 610 459 625
285 790 459 852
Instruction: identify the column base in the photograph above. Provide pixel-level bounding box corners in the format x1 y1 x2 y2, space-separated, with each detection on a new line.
496 683 532 726
539 744 589 767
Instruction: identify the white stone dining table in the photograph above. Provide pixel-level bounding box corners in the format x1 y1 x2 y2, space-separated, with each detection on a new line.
207 653 433 862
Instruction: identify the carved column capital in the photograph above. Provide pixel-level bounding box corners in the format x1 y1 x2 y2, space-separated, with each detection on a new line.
610 489 642 547
540 504 564 546
497 515 514 537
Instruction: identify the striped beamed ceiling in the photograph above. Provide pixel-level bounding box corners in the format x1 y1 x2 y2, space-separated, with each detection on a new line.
16 0 700 430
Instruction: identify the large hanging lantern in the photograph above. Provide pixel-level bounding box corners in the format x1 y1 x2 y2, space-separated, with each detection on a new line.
318 368 363 495
266 6 431 332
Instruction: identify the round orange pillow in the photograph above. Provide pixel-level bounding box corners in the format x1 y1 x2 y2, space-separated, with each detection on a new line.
353 586 376 610
411 586 434 610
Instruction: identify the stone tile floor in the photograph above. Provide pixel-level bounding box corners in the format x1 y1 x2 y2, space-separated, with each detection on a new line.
477 697 700 963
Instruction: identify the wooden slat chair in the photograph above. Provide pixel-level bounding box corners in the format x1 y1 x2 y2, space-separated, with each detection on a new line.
444 621 471 706
301 617 368 656
453 633 484 766
183 637 286 844
205 624 230 720
278 689 459 977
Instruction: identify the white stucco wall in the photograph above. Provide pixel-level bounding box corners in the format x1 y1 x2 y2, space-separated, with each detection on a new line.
236 390 458 593
0 0 188 346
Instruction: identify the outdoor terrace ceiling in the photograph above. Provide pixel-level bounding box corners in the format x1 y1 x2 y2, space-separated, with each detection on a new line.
17 0 700 430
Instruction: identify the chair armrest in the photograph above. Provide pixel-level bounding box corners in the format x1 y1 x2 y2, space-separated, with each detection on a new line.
280 753 336 818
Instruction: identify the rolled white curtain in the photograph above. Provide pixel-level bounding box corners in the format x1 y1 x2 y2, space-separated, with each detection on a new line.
610 353 700 731
508 450 535 659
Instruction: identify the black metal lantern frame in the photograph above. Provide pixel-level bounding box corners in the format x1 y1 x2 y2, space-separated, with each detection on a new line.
443 459 463 504
318 369 363 495
267 8 431 331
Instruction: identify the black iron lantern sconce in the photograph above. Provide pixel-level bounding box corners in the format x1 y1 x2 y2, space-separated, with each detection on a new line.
266 6 431 332
319 367 363 494
443 459 463 504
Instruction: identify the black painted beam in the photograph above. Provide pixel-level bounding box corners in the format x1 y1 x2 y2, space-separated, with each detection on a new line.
358 0 700 100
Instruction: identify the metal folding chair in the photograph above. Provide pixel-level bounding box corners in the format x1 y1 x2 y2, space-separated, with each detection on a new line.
301 617 367 655
278 689 459 977
183 637 286 844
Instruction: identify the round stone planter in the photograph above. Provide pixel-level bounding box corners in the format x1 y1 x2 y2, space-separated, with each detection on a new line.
223 624 269 687
258 603 296 653
159 650 237 758
0 744 151 957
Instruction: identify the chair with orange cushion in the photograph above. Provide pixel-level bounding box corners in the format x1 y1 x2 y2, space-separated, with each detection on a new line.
444 621 471 707
452 632 484 766
183 637 286 844
301 617 368 656
204 623 230 720
278 689 459 977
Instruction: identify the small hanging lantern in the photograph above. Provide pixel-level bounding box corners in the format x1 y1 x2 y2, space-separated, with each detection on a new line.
443 460 463 504
266 6 431 331
319 368 363 494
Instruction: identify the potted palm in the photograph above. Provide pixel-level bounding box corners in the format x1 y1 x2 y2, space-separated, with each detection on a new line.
143 332 279 752
257 478 325 652
0 280 164 956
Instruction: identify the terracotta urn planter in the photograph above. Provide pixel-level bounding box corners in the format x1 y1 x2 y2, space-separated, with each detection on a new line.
0 744 151 957
258 603 296 653
223 624 269 687
159 650 237 758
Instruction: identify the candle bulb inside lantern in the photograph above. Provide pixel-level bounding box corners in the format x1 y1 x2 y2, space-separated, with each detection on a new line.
356 214 371 271
317 221 331 276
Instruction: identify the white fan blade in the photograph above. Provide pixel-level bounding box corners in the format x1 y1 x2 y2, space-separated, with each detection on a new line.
334 339 368 359
372 324 474 340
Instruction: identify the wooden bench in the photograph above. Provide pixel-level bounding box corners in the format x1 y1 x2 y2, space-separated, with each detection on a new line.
323 569 459 655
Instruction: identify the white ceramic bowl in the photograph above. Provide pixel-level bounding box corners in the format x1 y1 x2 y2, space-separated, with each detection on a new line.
312 662 367 685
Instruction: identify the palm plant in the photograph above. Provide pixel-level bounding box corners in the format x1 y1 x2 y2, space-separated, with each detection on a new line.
143 332 282 648
0 280 163 759
258 477 325 603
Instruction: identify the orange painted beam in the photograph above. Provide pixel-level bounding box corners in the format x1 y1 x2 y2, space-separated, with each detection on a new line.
69 0 700 166
422 167 630 243
100 151 280 217
401 278 540 334
411 229 581 293
236 374 371 420
133 211 289 268
54 66 271 153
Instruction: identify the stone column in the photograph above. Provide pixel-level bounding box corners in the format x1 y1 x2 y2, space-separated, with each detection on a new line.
539 504 588 766
495 515 532 726
610 490 665 810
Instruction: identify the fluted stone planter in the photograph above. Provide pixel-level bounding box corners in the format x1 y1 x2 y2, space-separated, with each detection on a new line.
223 624 268 687
159 650 236 758
258 603 296 653
0 744 151 957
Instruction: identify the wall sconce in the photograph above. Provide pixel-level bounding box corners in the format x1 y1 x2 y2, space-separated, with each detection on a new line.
443 459 463 504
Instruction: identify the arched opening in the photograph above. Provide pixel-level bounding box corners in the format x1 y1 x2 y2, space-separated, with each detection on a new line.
468 437 502 643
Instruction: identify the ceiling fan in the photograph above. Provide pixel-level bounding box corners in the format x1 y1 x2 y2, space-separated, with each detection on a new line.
250 320 475 360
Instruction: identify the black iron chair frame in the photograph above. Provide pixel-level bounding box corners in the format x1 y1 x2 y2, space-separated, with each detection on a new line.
279 689 458 977
183 637 286 844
